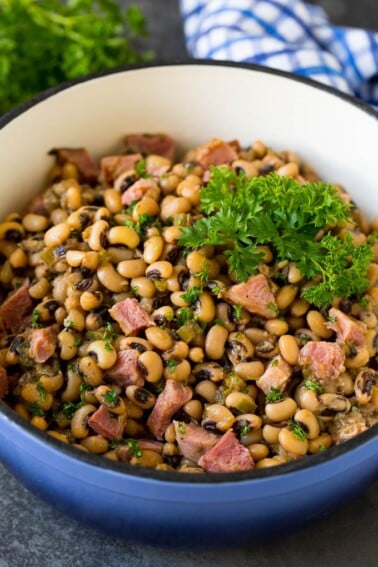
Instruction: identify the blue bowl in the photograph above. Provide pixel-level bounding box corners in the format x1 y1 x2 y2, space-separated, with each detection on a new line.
0 62 377 548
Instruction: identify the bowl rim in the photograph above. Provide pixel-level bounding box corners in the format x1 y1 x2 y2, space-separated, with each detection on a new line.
0 60 377 485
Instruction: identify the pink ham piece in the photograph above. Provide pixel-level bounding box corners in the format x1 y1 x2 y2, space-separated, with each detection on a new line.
257 355 293 395
109 298 154 336
0 366 8 399
298 341 345 385
49 148 99 184
147 380 192 440
198 429 254 473
225 273 278 319
88 405 124 440
327 307 367 347
0 281 33 334
173 421 219 464
125 133 175 161
28 326 57 363
100 153 142 184
121 178 158 206
106 349 144 388
195 138 238 168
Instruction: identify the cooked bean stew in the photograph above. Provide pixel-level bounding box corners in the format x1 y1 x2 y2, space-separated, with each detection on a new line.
0 133 377 473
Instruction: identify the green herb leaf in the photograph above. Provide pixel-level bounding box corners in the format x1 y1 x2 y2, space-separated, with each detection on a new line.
165 359 178 372
31 309 42 328
28 403 45 417
103 388 118 407
36 381 46 403
303 379 323 394
288 419 307 441
181 286 202 305
265 387 285 403
177 422 186 434
127 438 143 458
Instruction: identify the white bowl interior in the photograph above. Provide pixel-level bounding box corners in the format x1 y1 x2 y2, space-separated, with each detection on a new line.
0 64 377 218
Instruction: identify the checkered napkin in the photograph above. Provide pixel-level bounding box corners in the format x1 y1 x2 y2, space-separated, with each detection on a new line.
179 0 378 106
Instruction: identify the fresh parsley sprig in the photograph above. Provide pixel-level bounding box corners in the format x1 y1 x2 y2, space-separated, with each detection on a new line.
179 168 372 308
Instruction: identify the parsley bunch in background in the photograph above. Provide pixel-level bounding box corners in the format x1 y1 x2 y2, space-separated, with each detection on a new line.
0 0 153 114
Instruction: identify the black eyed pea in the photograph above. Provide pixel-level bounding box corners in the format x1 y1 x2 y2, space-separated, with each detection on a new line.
0 221 25 242
58 329 78 361
132 197 160 220
306 310 333 339
22 213 50 233
293 409 320 440
80 290 103 311
176 175 202 206
262 424 282 444
278 427 308 456
234 413 262 433
137 350 164 383
265 318 289 337
308 433 333 454
80 436 109 454
354 369 376 405
275 285 298 311
124 418 145 438
28 277 50 299
295 385 321 413
117 258 147 279
143 235 164 264
83 220 109 251
145 154 171 173
193 362 224 383
164 359 192 382
87 340 117 370
145 326 174 351
205 325 228 360
131 276 157 299
126 385 156 409
265 397 297 422
130 450 164 469
79 356 104 386
233 159 259 178
61 370 82 402
0 260 13 284
164 423 177 443
93 207 110 222
39 373 64 393
8 247 28 269
30 416 49 431
146 261 173 281
160 196 191 222
254 339 279 359
202 403 235 432
319 393 351 413
290 298 310 317
97 263 127 293
162 225 184 243
108 226 140 249
162 341 190 361
151 305 175 325
278 334 299 365
194 379 217 403
277 162 299 178
335 372 354 396
345 346 370 368
189 347 205 363
170 290 192 307
71 404 97 439
227 332 254 364
248 443 270 462
94 385 126 415
193 292 216 323
103 189 122 214
64 309 85 332
183 399 203 421
48 431 70 444
20 383 54 411
234 361 265 381
225 392 257 415
44 222 71 248
66 250 86 267
118 336 152 352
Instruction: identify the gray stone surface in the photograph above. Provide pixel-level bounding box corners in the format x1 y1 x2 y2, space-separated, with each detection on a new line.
0 1 377 566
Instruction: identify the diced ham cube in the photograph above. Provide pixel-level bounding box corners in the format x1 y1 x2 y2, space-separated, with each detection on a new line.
49 148 99 184
257 355 293 395
88 405 124 440
106 349 144 388
0 281 33 334
125 133 176 161
225 274 278 319
195 138 238 168
147 380 192 440
174 421 219 464
100 153 142 184
121 178 158 206
109 298 154 336
298 341 345 385
28 326 57 363
0 366 8 399
198 430 254 473
327 307 366 347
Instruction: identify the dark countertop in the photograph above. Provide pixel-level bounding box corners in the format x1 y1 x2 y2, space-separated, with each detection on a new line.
0 2 377 566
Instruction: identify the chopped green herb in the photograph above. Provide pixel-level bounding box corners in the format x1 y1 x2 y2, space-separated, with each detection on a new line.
181 286 202 305
74 338 82 347
214 318 223 326
177 422 186 435
303 379 323 394
318 443 327 452
127 438 143 458
268 302 279 316
176 307 192 327
165 359 178 372
327 316 336 323
28 403 44 417
265 387 285 403
179 168 372 308
135 159 151 179
61 401 80 420
239 423 251 437
193 262 210 285
36 381 46 403
103 389 119 407
31 309 42 328
79 382 90 401
288 419 307 441
131 286 139 296
271 358 279 367
64 319 75 329
359 297 369 308
67 364 77 373
232 304 243 321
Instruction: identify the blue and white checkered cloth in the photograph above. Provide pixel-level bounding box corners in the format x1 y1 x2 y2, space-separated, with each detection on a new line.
180 0 378 106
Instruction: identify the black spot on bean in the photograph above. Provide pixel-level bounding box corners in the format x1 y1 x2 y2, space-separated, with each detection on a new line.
164 454 181 468
54 244 66 258
79 213 91 229
120 174 137 193
146 269 161 281
165 246 181 264
76 278 93 291
134 388 151 404
129 342 147 353
203 420 218 432
260 163 275 175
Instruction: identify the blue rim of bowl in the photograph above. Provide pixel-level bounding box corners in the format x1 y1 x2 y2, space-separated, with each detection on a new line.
0 60 377 485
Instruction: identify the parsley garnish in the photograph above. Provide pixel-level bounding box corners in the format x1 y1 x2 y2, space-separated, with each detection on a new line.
319 443 326 452
176 307 192 327
127 439 143 458
31 309 42 328
135 159 151 179
61 401 81 420
28 403 45 417
179 168 372 308
124 214 161 237
232 304 243 321
177 422 186 434
303 379 323 394
181 286 202 305
103 389 118 407
165 359 178 372
193 262 210 285
265 387 284 403
239 423 251 437
64 319 75 329
288 420 307 441
36 381 46 403
74 338 82 348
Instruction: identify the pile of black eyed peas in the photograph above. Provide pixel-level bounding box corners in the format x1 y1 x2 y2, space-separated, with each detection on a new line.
0 135 377 474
